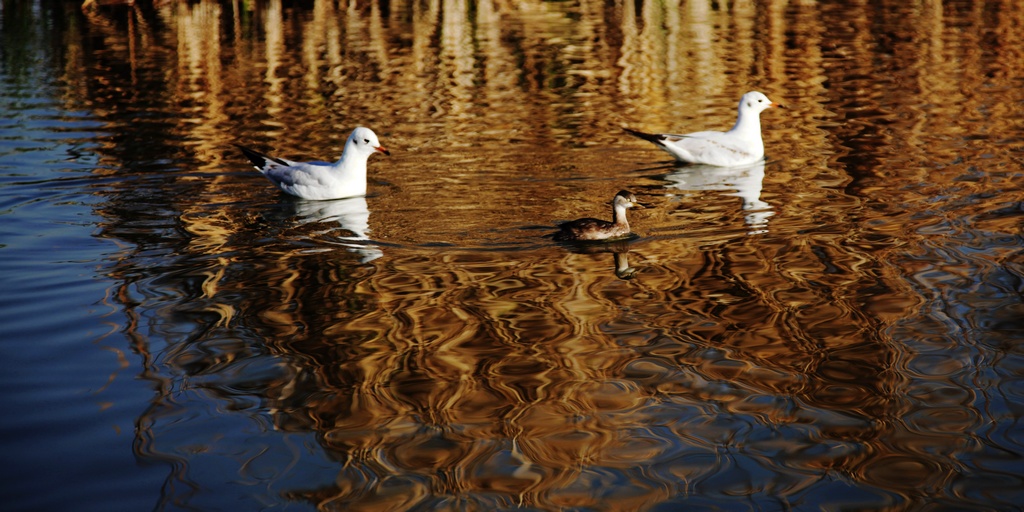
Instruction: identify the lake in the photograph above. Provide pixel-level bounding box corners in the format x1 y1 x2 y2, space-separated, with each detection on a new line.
1 0 1022 510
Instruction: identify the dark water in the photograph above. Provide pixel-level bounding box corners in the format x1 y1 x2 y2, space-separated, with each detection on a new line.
2 0 1023 510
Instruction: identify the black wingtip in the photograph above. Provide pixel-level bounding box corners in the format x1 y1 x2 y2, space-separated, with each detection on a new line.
623 127 664 144
233 143 289 168
233 143 266 168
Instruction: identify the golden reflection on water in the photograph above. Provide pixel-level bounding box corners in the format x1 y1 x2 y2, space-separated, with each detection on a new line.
66 0 1024 509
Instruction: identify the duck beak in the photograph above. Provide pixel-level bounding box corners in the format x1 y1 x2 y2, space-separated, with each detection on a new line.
375 146 391 156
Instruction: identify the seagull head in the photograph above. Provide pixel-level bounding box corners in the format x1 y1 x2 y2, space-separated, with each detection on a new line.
348 126 391 156
741 91 784 113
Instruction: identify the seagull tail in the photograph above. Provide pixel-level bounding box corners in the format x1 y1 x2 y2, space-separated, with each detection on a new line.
233 144 288 172
623 128 665 145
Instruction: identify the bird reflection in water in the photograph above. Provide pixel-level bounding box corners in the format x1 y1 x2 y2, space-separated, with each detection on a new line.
287 195 383 262
560 239 639 279
662 160 773 234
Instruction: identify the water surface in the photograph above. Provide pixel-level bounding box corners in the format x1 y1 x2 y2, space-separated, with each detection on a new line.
1 0 1023 510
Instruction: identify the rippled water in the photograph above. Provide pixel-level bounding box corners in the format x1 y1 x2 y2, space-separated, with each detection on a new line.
2 0 1023 510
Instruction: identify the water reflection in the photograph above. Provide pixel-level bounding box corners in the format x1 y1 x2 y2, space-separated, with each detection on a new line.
99 0 1024 505
560 239 640 280
7 0 1024 510
661 161 774 234
288 196 383 262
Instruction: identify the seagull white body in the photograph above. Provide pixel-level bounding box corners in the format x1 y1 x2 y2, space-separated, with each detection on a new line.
625 91 782 167
235 126 389 201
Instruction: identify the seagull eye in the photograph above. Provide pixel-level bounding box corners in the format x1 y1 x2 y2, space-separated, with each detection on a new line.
364 138 370 144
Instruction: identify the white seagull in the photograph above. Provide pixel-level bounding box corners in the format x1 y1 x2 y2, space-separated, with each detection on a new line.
625 91 782 167
235 126 390 200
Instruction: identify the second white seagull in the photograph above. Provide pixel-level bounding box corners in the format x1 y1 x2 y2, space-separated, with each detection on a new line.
235 126 390 201
625 91 782 167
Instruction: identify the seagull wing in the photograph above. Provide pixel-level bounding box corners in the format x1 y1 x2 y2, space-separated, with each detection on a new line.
658 131 759 166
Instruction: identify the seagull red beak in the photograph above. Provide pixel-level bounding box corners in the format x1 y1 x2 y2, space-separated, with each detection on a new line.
770 102 785 109
376 146 391 156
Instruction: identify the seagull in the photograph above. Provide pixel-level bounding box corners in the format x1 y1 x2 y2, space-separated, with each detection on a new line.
625 91 782 167
553 190 639 242
235 126 390 200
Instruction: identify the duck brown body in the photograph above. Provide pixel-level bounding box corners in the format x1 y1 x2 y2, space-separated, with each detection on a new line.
554 190 638 242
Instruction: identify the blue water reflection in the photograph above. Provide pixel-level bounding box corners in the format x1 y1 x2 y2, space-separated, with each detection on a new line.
2 0 1023 511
